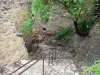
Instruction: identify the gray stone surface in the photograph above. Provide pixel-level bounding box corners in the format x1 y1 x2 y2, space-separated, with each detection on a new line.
0 0 29 64
0 59 79 75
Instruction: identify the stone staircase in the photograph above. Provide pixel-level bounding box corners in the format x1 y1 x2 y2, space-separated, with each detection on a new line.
0 59 79 75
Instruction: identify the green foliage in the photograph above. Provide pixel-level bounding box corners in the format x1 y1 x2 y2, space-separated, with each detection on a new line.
21 12 34 35
30 0 52 23
64 0 85 20
82 60 100 75
21 0 53 35
77 15 98 32
22 18 33 35
77 18 95 32
52 0 96 36
54 0 94 20
22 0 97 36
54 26 74 40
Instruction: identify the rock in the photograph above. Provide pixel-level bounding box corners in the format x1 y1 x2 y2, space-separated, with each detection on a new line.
0 37 28 64
0 0 29 64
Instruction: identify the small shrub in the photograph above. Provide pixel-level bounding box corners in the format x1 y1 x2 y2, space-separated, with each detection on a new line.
21 18 33 35
57 0 96 36
30 0 52 23
77 15 98 34
21 0 53 35
82 60 100 75
78 19 94 32
21 12 34 35
21 0 98 36
54 26 74 40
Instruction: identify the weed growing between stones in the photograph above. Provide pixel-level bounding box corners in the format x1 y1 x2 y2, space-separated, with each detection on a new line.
82 60 100 75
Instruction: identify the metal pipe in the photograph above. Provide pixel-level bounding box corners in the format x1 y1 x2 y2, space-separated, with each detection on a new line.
52 50 53 64
8 60 33 75
42 55 45 75
55 50 56 60
8 55 42 75
18 59 40 75
49 51 50 66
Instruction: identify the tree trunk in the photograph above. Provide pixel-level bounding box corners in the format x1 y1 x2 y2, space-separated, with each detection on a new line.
73 21 89 36
73 20 81 35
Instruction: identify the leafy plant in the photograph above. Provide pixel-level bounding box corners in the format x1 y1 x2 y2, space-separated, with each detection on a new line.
54 26 74 40
21 12 34 35
78 18 95 32
66 0 95 36
82 60 100 75
21 0 53 35
22 0 98 36
30 0 52 23
53 0 96 36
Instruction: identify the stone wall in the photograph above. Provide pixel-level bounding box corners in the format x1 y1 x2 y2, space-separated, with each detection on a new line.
0 0 29 64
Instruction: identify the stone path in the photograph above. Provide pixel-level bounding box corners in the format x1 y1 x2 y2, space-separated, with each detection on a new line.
0 59 79 75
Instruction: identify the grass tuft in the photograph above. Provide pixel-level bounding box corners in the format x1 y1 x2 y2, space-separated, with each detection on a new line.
54 26 75 40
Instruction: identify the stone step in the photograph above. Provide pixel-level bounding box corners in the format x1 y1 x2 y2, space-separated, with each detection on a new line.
0 59 79 75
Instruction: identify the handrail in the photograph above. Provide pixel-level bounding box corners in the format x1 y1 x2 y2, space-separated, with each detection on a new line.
18 56 42 75
8 51 50 75
8 60 33 75
8 55 42 75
